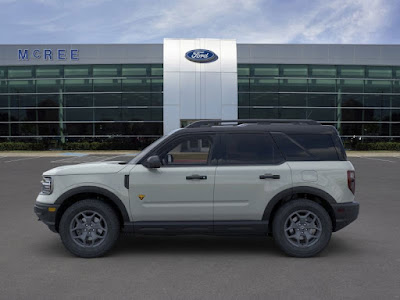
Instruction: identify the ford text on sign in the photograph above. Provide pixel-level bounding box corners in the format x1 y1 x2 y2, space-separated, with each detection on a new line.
185 49 218 63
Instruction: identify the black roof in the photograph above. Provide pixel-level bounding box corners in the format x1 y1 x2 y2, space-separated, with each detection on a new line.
179 119 337 135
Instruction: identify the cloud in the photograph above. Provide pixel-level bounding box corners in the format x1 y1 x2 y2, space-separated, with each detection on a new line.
294 0 391 43
152 0 260 31
189 0 391 44
116 0 261 43
115 0 393 44
0 0 395 44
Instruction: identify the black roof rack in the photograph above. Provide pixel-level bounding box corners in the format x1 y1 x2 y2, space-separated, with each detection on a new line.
186 119 320 128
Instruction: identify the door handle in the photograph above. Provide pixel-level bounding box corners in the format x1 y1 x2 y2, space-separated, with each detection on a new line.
259 174 280 180
186 174 207 180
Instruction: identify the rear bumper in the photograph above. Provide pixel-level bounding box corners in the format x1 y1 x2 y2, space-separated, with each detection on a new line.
34 202 60 233
332 201 359 232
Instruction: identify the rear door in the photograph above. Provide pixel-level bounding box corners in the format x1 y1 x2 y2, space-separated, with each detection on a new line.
213 132 292 222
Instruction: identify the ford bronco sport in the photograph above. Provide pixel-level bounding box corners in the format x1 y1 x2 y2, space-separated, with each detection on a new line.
34 119 359 258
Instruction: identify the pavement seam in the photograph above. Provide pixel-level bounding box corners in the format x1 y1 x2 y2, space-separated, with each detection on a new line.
3 156 44 163
359 157 397 163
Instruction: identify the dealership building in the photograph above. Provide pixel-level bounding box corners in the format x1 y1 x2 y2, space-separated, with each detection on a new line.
1 38 400 144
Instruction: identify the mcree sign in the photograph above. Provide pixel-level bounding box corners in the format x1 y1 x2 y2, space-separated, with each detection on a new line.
18 49 79 61
185 49 218 63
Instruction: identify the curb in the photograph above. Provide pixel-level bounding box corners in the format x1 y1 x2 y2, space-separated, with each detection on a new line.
0 150 400 157
0 151 140 157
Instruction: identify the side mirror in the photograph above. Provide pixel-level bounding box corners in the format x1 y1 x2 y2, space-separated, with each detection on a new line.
143 155 161 169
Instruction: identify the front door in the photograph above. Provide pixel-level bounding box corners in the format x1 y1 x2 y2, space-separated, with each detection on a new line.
129 134 216 222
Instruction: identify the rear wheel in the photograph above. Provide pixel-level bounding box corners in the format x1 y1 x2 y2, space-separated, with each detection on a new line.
59 200 120 258
272 199 332 257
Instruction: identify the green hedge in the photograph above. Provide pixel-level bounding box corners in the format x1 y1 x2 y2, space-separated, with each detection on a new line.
0 142 47 151
1 140 400 151
349 142 400 151
0 139 157 151
62 142 110 151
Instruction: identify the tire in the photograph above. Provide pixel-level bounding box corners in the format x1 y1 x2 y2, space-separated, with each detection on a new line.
272 199 332 258
59 199 120 258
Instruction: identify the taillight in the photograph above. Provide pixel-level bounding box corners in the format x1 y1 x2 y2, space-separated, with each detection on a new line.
347 170 355 194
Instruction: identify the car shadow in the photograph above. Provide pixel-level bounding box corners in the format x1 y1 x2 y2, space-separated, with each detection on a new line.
322 235 362 256
112 235 283 257
113 234 362 258
33 236 72 258
33 234 361 259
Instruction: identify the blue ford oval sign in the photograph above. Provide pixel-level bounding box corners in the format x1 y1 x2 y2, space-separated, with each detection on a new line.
185 49 218 63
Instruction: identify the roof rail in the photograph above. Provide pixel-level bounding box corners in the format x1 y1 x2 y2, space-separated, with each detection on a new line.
186 119 320 128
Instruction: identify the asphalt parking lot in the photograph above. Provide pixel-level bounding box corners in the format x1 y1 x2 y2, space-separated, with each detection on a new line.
0 155 399 299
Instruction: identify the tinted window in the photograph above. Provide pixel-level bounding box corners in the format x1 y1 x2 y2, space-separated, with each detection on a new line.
271 132 339 161
160 135 213 166
218 133 283 165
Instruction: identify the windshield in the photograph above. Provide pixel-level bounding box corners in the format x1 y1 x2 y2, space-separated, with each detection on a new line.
129 128 183 164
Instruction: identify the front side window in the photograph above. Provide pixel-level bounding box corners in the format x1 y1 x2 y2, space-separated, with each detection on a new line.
218 133 283 165
160 135 213 166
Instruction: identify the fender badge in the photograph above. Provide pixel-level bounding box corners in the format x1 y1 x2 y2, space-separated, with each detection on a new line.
138 194 145 200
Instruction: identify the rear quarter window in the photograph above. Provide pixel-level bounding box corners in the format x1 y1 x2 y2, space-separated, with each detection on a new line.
271 132 339 161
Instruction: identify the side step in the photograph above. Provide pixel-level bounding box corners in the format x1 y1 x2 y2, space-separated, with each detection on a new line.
122 220 269 236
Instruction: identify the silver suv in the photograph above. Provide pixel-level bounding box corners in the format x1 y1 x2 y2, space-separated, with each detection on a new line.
34 119 359 258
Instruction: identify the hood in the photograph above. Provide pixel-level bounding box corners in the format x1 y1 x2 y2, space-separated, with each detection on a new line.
43 161 128 176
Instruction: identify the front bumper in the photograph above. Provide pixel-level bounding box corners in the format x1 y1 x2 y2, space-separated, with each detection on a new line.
332 201 359 232
34 202 60 233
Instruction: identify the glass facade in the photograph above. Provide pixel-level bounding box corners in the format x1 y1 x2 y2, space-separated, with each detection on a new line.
0 64 163 142
1 62 400 143
238 64 400 139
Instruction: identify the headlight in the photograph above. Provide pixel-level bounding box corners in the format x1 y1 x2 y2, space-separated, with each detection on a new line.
40 176 53 195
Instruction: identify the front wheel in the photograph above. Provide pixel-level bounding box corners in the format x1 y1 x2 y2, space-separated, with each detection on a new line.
272 199 332 257
59 200 120 258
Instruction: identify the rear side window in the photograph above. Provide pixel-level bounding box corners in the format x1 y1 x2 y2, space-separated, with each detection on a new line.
217 133 284 165
271 132 339 161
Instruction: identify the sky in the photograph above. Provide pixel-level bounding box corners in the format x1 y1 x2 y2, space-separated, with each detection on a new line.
0 0 399 44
